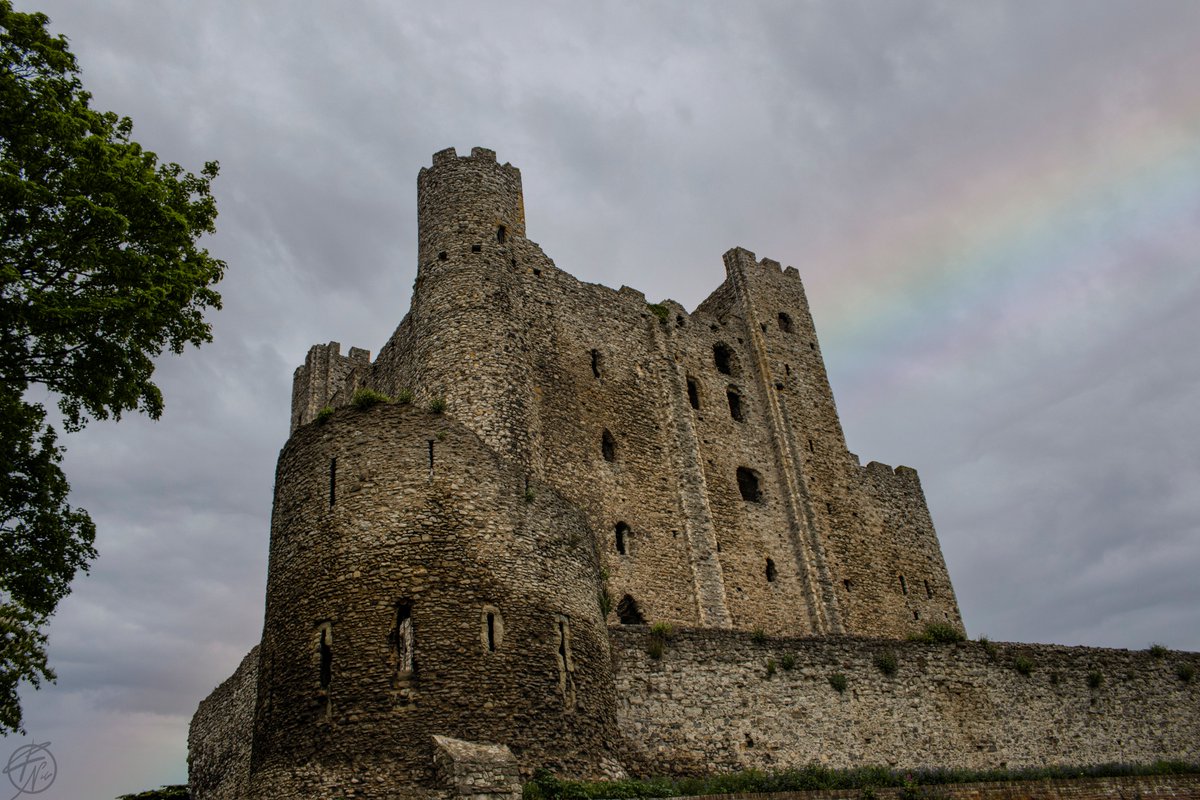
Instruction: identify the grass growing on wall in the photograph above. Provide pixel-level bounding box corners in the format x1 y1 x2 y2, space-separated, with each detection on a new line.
523 762 1200 800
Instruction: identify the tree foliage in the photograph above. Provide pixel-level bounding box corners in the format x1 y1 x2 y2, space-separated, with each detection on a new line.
0 0 224 733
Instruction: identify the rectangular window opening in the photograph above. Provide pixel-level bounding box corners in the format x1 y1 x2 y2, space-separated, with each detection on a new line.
328 458 337 508
394 602 414 675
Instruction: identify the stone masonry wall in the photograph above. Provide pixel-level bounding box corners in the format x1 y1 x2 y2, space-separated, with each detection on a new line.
611 628 1200 777
348 147 961 642
188 645 259 800
247 403 624 799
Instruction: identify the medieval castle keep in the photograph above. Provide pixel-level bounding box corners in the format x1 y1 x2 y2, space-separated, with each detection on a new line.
189 148 1198 800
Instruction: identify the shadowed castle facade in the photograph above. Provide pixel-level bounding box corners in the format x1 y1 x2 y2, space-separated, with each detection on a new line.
189 148 1198 800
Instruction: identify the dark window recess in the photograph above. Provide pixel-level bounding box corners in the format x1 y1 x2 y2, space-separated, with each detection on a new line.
760 322 768 333
318 626 332 690
913 610 920 621
533 268 542 276
686 377 700 409
785 364 791 375
675 315 685 328
616 595 645 625
843 579 852 592
590 349 603 378
924 579 933 599
486 612 496 652
427 440 434 471
765 558 777 583
497 225 507 244
826 502 833 514
775 381 784 390
615 521 630 555
601 429 616 462
438 251 447 261
808 438 815 453
713 343 736 375
393 602 414 673
809 342 816 350
736 467 762 502
727 387 744 422
471 244 482 253
900 575 908 595
328 458 337 508
778 312 794 333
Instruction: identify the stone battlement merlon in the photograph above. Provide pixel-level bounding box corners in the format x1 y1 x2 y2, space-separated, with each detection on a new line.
289 341 372 432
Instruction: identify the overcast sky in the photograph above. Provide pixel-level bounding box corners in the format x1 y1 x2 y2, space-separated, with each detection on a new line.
4 2 1199 797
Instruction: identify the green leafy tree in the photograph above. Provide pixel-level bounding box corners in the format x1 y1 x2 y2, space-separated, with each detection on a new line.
0 1 224 733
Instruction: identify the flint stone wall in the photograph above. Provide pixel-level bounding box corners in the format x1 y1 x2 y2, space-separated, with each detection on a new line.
611 628 1200 777
188 645 259 800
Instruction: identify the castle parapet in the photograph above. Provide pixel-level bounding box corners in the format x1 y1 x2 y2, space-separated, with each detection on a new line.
290 341 371 432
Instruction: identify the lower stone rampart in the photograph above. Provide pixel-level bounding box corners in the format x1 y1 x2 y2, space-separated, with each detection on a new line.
610 629 1199 777
188 645 259 800
680 775 1200 800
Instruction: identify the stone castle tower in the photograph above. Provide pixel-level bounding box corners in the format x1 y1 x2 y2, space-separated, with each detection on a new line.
189 148 1197 800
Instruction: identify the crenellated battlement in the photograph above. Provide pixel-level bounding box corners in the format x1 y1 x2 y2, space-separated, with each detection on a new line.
289 341 370 432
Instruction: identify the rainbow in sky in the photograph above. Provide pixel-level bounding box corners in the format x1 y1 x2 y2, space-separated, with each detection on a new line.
811 83 1200 408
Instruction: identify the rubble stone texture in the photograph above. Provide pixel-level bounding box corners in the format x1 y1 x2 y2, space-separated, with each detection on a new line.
188 148 1198 800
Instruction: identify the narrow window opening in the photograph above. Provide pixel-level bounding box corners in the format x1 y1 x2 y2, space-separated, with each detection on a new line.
736 467 762 503
900 575 908 595
590 349 603 378
675 314 685 328
760 322 768 333
497 225 507 244
913 610 920 621
808 438 815 453
601 429 616 462
785 364 791 375
843 579 852 592
318 625 332 691
328 458 337 508
826 502 833 514
393 602 414 674
765 558 777 583
686 377 700 410
533 267 542 276
615 522 630 555
438 251 447 261
471 243 482 253
616 595 645 625
809 342 816 350
427 440 434 471
924 579 933 599
727 387 744 422
778 312 794 333
481 605 503 652
556 615 576 708
713 343 736 375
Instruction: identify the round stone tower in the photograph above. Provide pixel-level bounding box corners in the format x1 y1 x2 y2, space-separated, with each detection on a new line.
248 404 624 798
405 147 539 468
